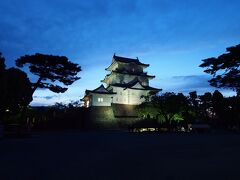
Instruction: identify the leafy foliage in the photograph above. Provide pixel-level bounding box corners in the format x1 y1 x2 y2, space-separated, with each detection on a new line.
136 103 159 119
137 89 240 130
200 44 240 95
153 92 188 123
138 92 188 123
2 68 32 113
16 53 81 93
0 53 32 119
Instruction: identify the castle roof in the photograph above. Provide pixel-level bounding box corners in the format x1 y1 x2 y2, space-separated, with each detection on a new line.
85 84 116 95
109 79 161 91
113 55 149 67
106 55 149 71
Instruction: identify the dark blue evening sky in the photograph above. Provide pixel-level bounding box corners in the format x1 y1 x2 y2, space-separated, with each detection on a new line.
1 0 240 105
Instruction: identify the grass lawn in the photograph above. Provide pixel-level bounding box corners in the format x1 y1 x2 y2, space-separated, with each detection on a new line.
0 131 240 180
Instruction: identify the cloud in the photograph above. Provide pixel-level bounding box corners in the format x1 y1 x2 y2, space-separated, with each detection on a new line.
33 95 57 100
160 75 236 96
171 75 211 89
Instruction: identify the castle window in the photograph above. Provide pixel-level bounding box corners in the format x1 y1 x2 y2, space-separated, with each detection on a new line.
98 98 103 102
86 100 89 107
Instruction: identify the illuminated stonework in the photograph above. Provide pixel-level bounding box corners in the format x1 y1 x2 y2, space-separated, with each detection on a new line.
82 54 160 107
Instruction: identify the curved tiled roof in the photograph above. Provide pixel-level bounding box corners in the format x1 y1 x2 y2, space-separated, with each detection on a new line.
85 84 116 95
110 79 161 91
113 55 149 66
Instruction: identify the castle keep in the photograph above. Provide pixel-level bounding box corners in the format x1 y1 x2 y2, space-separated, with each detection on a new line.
82 54 160 128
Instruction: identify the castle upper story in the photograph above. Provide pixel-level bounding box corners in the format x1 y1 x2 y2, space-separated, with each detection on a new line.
102 55 155 86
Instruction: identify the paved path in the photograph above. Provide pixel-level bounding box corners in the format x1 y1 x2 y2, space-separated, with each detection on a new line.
1 131 240 180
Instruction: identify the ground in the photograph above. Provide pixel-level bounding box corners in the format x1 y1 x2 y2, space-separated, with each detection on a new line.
0 131 240 180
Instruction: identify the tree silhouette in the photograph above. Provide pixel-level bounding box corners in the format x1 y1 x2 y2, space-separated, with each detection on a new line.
0 52 5 74
212 90 225 126
187 91 199 122
199 92 213 123
1 68 32 115
151 92 187 124
0 53 32 123
199 44 240 95
0 53 6 121
226 96 240 129
16 53 81 95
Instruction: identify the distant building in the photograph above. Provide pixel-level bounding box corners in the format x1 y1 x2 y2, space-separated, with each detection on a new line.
82 54 160 107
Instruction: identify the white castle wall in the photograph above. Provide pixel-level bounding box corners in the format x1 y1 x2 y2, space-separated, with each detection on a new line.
111 87 149 105
117 63 143 73
91 94 113 106
106 73 149 85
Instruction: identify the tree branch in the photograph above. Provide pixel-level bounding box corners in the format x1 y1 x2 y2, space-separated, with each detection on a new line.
32 76 43 94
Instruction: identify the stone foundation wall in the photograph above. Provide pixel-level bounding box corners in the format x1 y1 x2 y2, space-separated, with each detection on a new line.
84 105 139 129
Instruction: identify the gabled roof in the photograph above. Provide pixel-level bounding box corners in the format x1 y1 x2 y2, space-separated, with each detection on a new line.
110 79 161 91
106 54 149 71
113 55 149 67
85 84 116 95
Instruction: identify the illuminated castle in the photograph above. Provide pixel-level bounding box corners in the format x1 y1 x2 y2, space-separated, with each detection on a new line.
82 54 160 107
